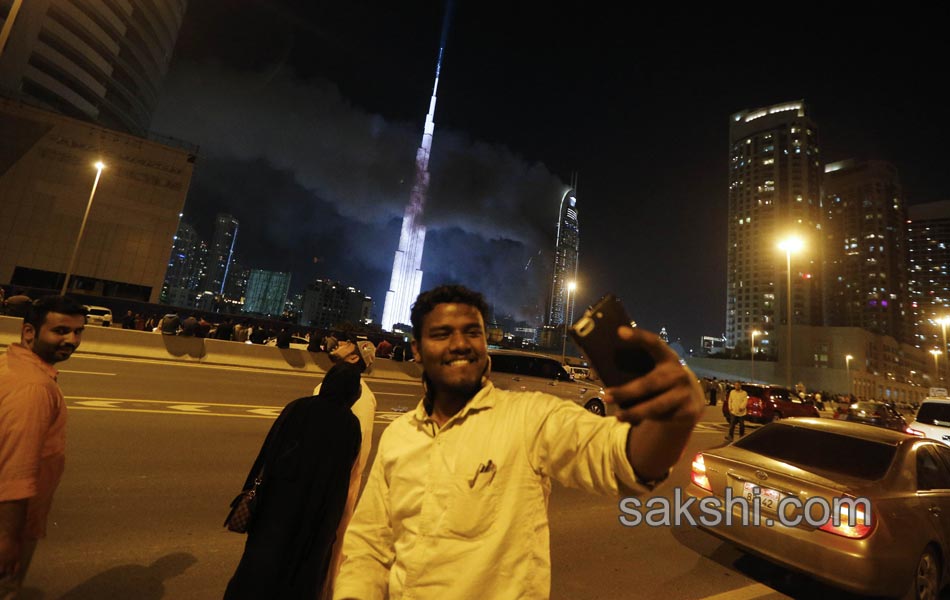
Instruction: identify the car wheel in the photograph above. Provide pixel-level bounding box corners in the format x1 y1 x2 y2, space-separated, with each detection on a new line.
584 399 606 416
769 412 783 423
905 546 941 600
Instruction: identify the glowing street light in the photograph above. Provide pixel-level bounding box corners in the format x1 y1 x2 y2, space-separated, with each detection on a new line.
845 354 854 393
750 329 761 382
61 161 106 295
938 317 949 381
932 349 943 380
778 235 804 388
562 281 577 366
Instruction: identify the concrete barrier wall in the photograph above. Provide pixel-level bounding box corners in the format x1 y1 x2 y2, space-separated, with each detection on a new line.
0 316 423 382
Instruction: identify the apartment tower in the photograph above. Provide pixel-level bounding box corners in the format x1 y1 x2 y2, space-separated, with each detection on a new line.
726 101 823 356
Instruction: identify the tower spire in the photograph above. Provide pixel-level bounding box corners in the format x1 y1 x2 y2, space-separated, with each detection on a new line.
381 5 452 331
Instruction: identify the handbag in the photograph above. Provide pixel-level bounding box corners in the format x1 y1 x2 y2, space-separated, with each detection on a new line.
224 468 264 533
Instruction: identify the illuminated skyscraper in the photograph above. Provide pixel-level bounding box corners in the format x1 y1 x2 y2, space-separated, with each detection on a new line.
202 213 239 296
823 159 909 342
725 101 823 356
907 200 950 348
548 188 579 327
381 44 445 330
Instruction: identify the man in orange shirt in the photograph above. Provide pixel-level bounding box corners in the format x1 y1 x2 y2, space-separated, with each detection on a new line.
0 296 86 598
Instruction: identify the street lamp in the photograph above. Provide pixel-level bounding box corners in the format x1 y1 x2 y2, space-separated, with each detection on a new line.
846 354 853 394
750 329 760 382
561 281 576 366
931 349 943 381
938 317 949 381
778 235 804 388
61 161 106 295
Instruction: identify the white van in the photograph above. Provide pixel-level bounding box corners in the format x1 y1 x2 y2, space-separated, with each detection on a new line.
908 397 950 443
83 305 113 327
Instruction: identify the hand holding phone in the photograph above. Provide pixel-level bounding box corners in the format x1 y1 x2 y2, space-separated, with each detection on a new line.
569 294 656 395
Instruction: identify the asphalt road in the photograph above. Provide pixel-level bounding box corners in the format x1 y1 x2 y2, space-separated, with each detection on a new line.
17 355 886 599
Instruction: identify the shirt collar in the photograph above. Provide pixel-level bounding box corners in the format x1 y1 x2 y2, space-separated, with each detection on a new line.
9 343 59 380
411 380 497 428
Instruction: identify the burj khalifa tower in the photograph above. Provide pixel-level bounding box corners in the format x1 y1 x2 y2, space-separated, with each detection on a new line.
381 9 451 331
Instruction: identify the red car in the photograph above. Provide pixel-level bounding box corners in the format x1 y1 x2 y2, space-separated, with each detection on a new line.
722 384 820 423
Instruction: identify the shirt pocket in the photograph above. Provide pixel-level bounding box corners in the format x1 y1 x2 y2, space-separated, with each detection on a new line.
441 465 501 539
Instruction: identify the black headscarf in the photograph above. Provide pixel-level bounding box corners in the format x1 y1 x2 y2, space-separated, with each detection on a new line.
319 362 362 408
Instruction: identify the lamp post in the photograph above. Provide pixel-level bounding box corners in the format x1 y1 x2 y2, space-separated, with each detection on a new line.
778 236 804 389
846 354 853 394
750 329 760 382
932 349 943 382
61 161 106 295
561 281 576 366
938 317 949 381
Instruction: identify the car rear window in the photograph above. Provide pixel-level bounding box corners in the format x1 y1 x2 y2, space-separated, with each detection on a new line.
733 424 897 480
88 308 110 316
915 403 950 427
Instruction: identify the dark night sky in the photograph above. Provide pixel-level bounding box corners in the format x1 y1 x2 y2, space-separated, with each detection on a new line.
151 1 948 347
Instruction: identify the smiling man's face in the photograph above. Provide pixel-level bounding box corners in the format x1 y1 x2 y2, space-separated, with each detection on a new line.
23 312 86 365
412 302 488 401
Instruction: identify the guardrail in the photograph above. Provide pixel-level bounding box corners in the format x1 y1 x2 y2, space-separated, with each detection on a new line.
0 316 422 382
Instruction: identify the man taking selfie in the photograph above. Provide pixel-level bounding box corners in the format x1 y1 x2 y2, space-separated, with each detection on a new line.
333 285 704 600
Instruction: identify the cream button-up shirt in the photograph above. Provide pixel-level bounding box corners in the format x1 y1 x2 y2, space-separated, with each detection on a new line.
333 382 651 600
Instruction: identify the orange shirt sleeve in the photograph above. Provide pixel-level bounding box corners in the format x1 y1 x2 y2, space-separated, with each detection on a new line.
0 383 56 502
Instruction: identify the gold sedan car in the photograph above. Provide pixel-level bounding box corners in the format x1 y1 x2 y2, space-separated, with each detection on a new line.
687 418 950 599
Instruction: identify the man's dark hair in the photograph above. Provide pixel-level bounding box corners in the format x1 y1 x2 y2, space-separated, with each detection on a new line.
24 296 87 330
410 285 488 339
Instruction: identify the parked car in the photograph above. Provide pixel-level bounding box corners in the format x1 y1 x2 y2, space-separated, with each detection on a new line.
909 397 950 443
721 383 819 423
488 349 608 415
688 418 948 598
842 400 913 433
83 305 112 327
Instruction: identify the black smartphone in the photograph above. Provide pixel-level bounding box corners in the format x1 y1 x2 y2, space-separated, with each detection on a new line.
569 294 656 392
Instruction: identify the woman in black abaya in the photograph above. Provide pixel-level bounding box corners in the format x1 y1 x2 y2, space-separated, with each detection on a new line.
224 362 363 599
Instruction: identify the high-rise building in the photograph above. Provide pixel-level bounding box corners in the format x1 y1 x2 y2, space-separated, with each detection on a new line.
725 100 824 356
822 159 909 341
202 213 239 297
302 279 373 330
161 221 201 308
907 200 950 350
381 29 448 331
243 269 290 317
0 0 188 136
548 187 579 327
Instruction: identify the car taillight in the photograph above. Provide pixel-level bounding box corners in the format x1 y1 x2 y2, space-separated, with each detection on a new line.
691 453 711 491
818 502 874 539
906 427 925 437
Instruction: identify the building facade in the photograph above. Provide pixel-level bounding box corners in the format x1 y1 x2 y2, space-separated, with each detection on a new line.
548 187 579 328
243 269 290 317
0 97 194 302
0 0 188 136
201 213 238 297
822 159 909 342
161 220 201 308
726 100 824 357
907 200 950 354
302 279 373 330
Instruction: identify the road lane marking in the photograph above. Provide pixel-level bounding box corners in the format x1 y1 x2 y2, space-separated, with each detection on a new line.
66 396 412 422
59 370 117 376
74 400 121 408
68 353 423 385
248 408 282 417
167 404 211 413
698 583 774 600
